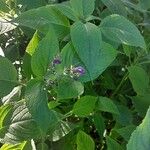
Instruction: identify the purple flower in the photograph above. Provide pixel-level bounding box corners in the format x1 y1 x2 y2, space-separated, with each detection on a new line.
53 58 61 65
73 66 85 76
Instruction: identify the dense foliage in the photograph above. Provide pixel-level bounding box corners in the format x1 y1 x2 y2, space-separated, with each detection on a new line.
0 0 150 149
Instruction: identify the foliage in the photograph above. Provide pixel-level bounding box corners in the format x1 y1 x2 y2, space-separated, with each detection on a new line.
0 0 150 149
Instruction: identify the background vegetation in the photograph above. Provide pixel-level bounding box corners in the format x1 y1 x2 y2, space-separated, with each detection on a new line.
0 0 150 149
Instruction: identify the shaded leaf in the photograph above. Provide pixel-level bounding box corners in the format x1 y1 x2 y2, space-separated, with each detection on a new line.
0 56 18 98
128 65 150 95
77 130 95 150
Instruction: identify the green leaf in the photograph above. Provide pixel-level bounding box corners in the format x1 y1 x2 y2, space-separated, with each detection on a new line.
93 113 105 138
70 0 95 18
23 31 40 79
101 0 127 17
106 136 123 150
71 21 117 81
14 5 70 38
25 79 55 134
73 96 97 117
26 31 40 56
77 130 95 150
0 0 9 12
0 56 18 98
0 105 12 129
54 3 78 21
31 28 59 77
1 102 40 144
0 141 32 150
115 125 136 141
100 14 146 49
57 77 84 100
97 97 119 114
131 94 150 117
138 0 150 10
127 107 150 150
128 65 150 95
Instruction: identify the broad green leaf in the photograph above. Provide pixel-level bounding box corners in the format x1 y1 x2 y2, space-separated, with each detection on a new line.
57 77 84 100
93 113 105 138
70 0 95 18
71 21 117 81
54 3 78 21
101 0 127 17
106 136 123 150
132 94 150 117
31 28 59 77
0 56 18 98
14 5 70 38
97 97 119 114
73 96 97 117
128 65 150 95
1 102 40 144
0 141 32 150
127 107 150 150
77 130 95 150
25 79 55 134
115 125 136 141
100 14 146 49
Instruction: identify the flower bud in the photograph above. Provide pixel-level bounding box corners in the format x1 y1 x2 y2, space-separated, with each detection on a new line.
73 66 85 76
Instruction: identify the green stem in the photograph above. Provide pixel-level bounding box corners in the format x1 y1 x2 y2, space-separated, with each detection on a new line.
111 72 129 98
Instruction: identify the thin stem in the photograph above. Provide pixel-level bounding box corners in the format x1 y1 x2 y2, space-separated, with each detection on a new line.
111 72 129 98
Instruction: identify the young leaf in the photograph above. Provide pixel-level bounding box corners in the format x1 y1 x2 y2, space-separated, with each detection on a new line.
100 14 146 49
106 136 123 150
127 107 150 150
77 130 95 150
71 21 117 81
57 77 84 100
0 56 18 98
73 96 97 117
128 65 150 95
70 0 95 18
25 79 56 134
31 28 59 77
97 97 119 115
